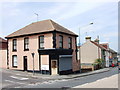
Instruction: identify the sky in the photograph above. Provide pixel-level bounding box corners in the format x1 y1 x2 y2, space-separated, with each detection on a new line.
0 0 119 51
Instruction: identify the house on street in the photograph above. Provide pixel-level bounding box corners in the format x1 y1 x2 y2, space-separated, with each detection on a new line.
100 43 118 67
0 37 7 68
100 43 110 67
109 48 117 66
78 36 108 71
5 19 80 75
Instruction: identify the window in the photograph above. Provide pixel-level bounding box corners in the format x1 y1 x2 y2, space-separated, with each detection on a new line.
39 36 44 49
59 35 63 48
68 37 72 49
12 55 17 67
24 37 29 50
13 39 17 51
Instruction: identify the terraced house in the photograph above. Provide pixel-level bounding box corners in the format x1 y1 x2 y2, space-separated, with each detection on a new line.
0 37 7 68
78 37 108 71
5 19 80 75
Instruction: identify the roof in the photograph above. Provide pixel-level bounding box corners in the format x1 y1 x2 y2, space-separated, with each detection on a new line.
6 19 77 38
100 43 109 49
0 37 7 50
77 41 107 51
91 41 107 50
109 48 117 54
0 37 7 43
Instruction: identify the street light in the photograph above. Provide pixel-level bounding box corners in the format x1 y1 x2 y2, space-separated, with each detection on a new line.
31 52 35 75
79 22 93 73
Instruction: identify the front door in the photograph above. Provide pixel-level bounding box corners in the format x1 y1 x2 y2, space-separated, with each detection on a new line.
51 60 58 75
23 56 27 71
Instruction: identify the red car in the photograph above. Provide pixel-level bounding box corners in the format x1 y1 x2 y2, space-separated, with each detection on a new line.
112 63 115 67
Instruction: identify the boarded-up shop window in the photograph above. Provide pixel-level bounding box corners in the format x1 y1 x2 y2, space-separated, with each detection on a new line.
52 61 57 68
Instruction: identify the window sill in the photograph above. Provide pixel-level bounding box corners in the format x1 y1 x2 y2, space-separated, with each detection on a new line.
12 66 17 68
39 48 44 49
24 49 29 51
12 50 17 52
59 47 63 49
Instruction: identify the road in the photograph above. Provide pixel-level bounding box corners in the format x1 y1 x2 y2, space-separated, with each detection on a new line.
23 67 118 88
1 69 47 89
1 67 119 89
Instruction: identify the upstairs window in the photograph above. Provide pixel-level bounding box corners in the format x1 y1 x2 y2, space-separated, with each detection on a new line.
68 37 72 49
59 35 63 48
24 37 29 50
39 36 44 49
13 39 17 51
12 55 17 67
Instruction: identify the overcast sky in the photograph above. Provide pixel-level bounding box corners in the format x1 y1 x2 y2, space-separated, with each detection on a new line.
0 0 119 51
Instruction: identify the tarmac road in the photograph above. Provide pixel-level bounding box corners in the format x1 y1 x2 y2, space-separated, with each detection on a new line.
1 69 46 89
1 67 119 89
22 67 118 88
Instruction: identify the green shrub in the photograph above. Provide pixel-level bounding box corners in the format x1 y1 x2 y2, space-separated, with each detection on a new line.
94 58 104 68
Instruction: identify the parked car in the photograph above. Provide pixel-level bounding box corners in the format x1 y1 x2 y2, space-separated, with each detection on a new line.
112 63 115 67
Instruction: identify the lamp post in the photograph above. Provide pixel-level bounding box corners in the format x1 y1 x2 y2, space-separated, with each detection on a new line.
31 52 35 75
79 22 93 73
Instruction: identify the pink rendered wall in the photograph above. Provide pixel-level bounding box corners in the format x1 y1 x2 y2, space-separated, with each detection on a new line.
0 50 7 68
8 33 53 70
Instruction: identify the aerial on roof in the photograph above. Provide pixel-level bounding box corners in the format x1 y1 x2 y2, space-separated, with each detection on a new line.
5 19 77 38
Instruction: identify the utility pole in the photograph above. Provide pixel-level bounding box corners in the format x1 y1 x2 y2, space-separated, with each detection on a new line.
79 22 93 73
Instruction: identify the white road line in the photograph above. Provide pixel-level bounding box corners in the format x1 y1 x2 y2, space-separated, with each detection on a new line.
38 79 68 85
10 76 29 80
5 80 25 84
15 74 21 75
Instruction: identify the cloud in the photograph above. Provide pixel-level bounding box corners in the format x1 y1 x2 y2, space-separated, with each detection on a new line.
47 3 69 15
1 2 22 17
9 8 21 16
55 2 103 21
103 32 118 37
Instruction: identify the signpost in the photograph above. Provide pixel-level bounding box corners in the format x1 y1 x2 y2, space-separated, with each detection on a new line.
31 52 35 75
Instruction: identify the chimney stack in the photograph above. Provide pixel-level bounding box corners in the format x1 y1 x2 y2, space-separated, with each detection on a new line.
85 36 91 42
94 38 99 44
94 36 99 44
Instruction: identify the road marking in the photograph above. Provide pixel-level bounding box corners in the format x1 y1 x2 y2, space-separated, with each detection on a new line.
5 80 25 84
38 79 68 85
10 76 29 80
16 74 21 75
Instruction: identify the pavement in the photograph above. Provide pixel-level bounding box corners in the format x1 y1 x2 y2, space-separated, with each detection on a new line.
1 67 110 80
74 74 118 88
